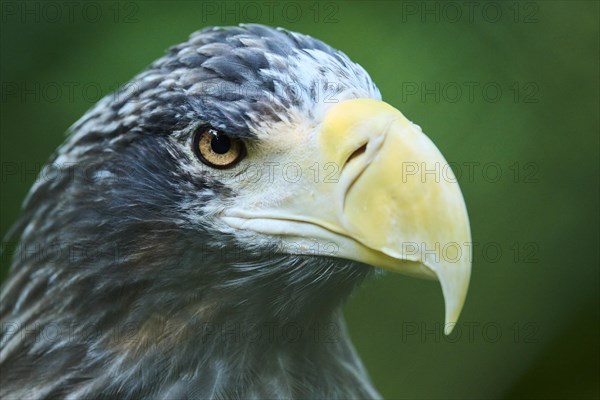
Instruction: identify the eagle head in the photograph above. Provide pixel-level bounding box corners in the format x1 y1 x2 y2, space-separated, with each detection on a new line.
1 24 471 399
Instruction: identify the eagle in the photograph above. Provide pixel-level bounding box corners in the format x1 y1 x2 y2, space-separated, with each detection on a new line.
0 24 471 399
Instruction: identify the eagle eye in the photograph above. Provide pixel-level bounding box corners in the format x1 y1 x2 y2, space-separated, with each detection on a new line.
193 127 245 168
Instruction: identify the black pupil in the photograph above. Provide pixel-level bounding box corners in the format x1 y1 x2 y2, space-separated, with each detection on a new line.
210 134 231 154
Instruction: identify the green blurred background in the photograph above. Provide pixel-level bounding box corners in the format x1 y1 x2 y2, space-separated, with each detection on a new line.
1 1 598 398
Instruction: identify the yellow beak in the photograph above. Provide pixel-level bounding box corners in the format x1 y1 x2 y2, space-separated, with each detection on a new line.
319 99 471 334
224 99 472 334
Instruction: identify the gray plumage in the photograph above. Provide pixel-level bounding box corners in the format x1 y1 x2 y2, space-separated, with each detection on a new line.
0 24 382 399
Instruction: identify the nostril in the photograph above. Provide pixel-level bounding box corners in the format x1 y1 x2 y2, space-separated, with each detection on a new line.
342 142 369 211
346 143 367 165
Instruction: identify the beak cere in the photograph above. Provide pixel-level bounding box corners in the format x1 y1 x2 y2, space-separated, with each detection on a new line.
224 99 472 334
318 99 472 334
